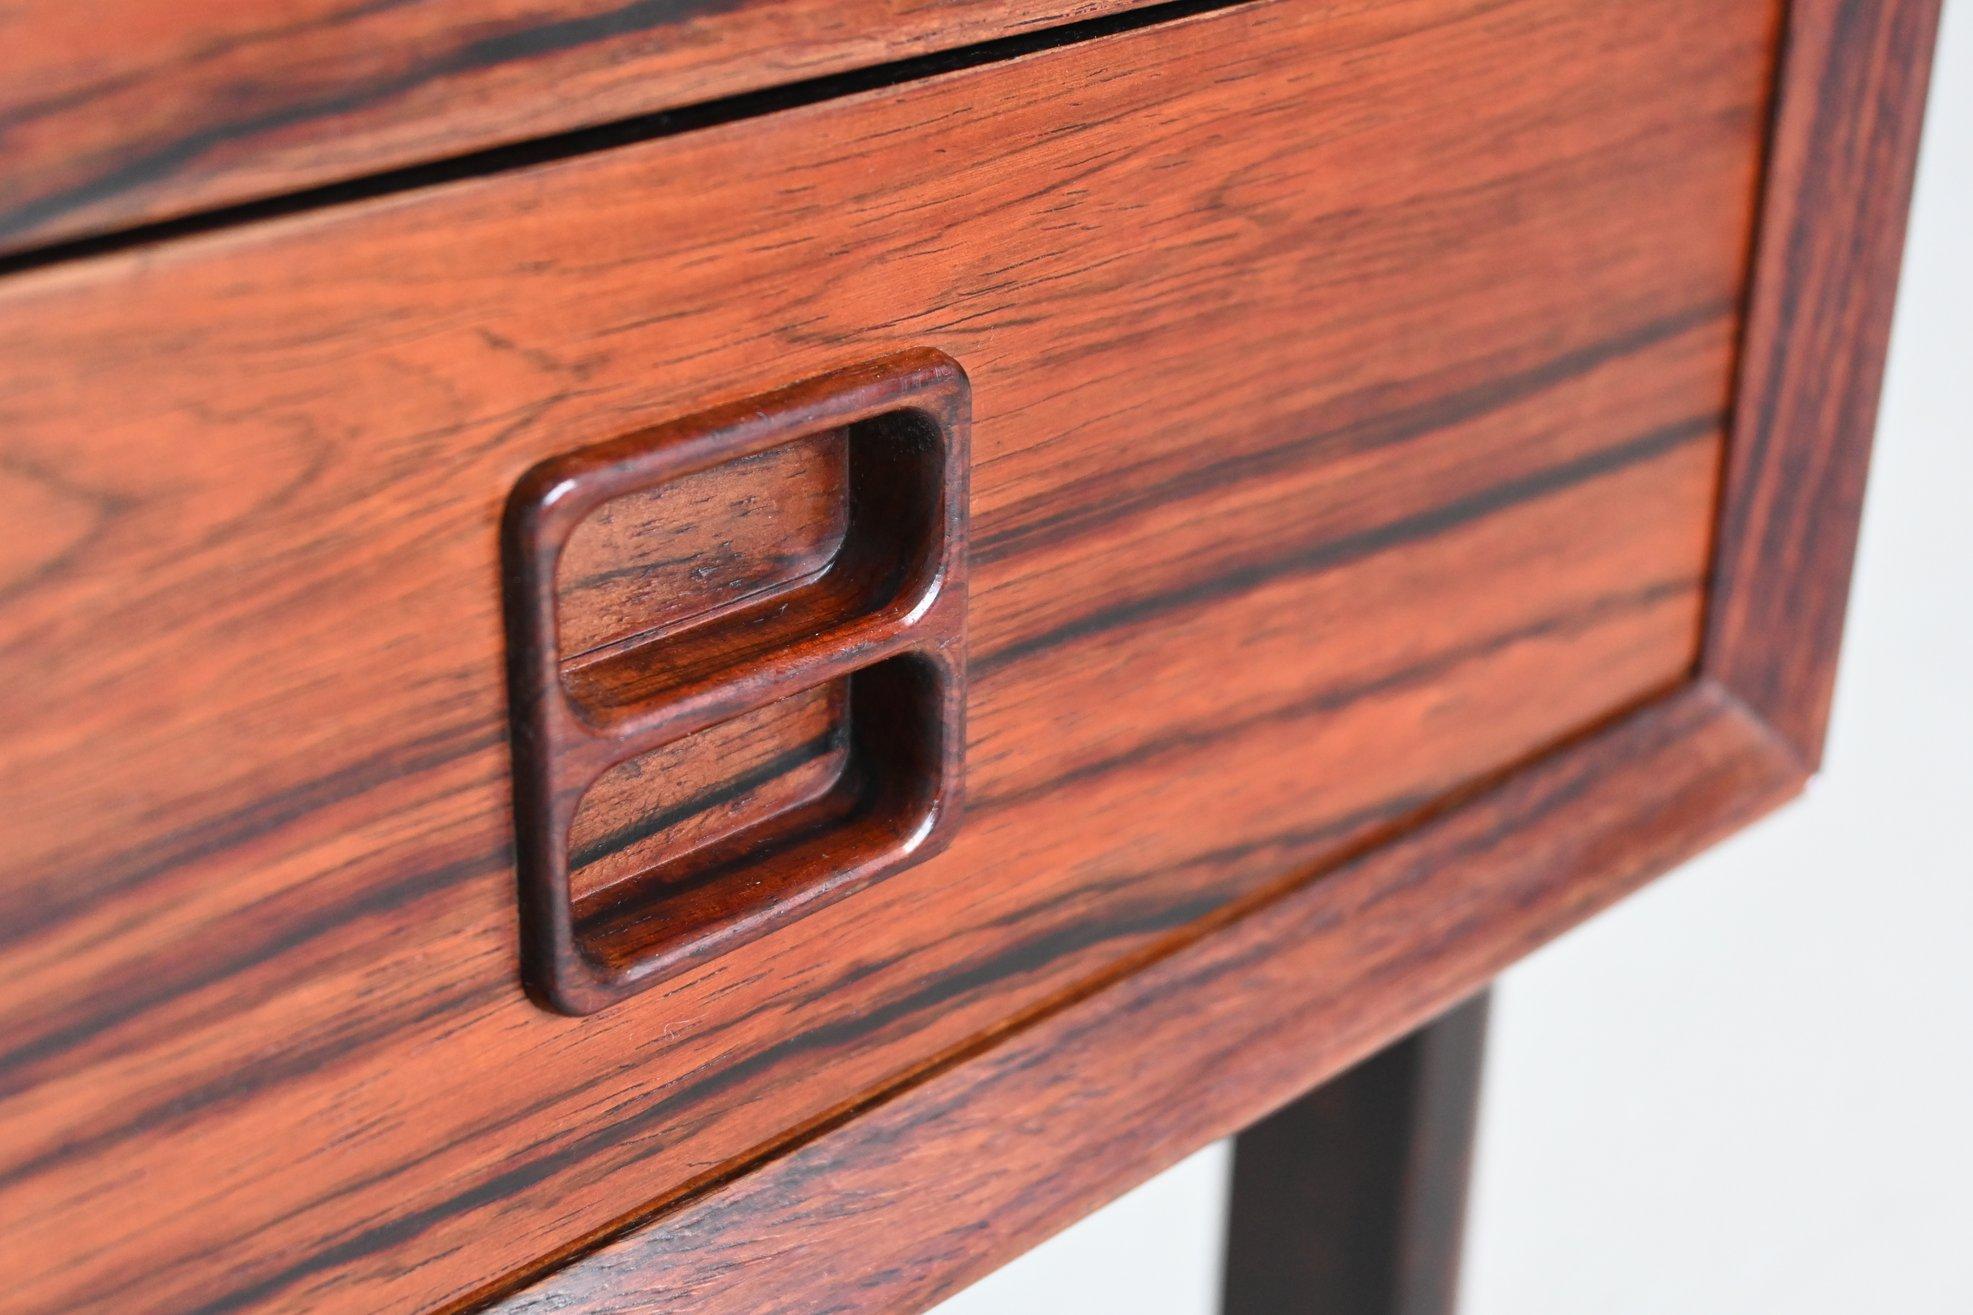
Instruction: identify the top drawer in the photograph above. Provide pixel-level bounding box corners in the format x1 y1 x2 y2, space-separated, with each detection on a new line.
0 0 1160 254
0 0 1778 1309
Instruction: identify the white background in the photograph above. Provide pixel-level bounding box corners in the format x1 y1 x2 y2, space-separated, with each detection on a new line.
936 0 1972 1308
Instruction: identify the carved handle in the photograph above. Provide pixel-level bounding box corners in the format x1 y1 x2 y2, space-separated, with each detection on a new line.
503 350 970 1014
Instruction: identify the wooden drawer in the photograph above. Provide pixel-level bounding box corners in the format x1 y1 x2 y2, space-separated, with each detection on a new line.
0 0 1166 254
0 0 1782 1309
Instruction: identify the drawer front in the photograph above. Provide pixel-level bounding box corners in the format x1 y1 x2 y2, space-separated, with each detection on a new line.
0 0 1160 254
0 0 1778 1309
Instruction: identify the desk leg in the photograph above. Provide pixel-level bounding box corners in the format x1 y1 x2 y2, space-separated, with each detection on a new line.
1221 991 1491 1315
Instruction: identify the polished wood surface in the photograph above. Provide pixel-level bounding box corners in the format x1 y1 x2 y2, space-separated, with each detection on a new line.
485 0 1936 1305
554 427 851 662
505 352 970 1013
566 682 850 903
0 0 1165 255
1706 0 1944 765
484 687 1805 1314
0 0 1920 1307
1222 992 1490 1315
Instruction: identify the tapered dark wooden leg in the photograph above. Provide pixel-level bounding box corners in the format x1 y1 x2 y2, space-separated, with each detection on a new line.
1221 991 1491 1315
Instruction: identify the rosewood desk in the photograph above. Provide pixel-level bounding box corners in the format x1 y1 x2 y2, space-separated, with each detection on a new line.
0 0 1938 1310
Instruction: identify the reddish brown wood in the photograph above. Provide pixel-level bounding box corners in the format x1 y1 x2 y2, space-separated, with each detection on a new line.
1221 990 1490 1315
0 0 1167 256
1704 0 1945 764
0 0 1834 1310
566 682 848 903
473 0 1939 1307
475 687 1804 1314
554 427 851 661
505 352 970 1013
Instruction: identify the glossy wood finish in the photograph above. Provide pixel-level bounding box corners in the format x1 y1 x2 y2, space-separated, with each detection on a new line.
506 352 969 1012
554 428 851 662
1221 991 1490 1315
483 0 1938 1306
0 0 1167 256
0 0 1865 1310
566 682 850 904
1706 0 1945 766
483 688 1804 1314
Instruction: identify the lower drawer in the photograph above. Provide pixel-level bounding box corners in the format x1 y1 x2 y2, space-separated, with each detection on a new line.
0 0 1776 1308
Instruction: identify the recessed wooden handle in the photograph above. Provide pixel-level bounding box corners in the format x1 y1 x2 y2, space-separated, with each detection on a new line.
503 350 970 1015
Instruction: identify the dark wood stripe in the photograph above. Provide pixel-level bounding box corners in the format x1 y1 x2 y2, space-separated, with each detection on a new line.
566 731 846 871
0 299 1716 1039
0 1 1781 1304
0 560 1692 1198
979 572 1699 813
469 687 1803 1314
1704 0 1943 760
0 397 1701 1108
978 413 1715 676
975 300 1728 564
0 721 503 956
0 0 1225 260
179 889 1243 1315
0 546 1698 1312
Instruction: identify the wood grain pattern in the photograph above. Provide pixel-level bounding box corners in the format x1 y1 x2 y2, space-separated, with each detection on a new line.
480 686 1804 1314
555 428 851 661
505 351 970 1013
1705 0 1945 764
566 682 848 901
0 0 1780 1309
483 0 1937 1306
0 0 1168 256
1221 990 1489 1315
